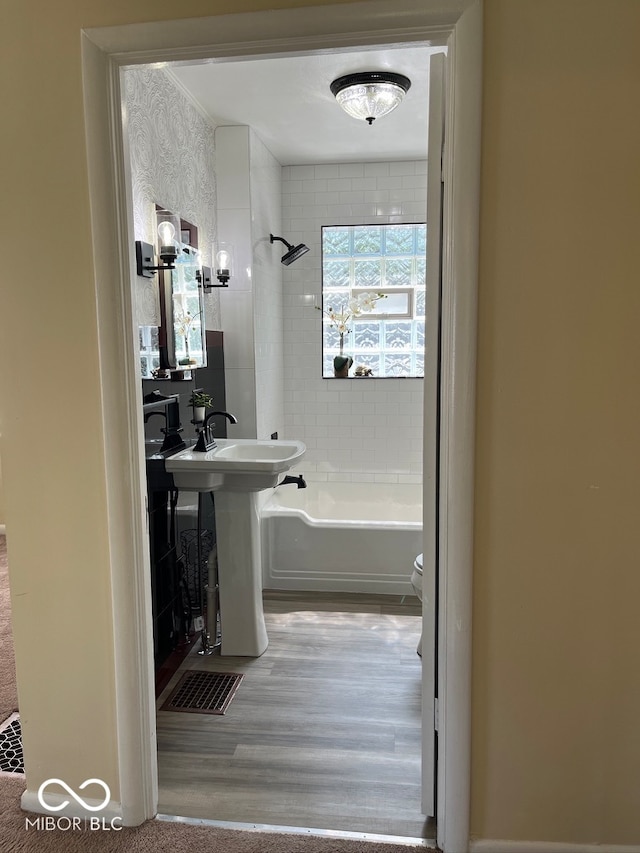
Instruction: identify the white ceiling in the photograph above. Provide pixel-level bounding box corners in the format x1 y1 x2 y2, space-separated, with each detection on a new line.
168 44 442 166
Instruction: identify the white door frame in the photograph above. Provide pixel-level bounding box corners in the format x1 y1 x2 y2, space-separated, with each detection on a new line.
422 48 445 819
80 2 482 851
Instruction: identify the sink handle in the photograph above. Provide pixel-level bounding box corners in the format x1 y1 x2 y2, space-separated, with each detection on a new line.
194 428 216 453
194 410 238 452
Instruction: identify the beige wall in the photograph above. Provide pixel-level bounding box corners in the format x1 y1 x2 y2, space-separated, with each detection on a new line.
0 0 386 817
0 0 638 846
0 457 4 526
472 0 640 845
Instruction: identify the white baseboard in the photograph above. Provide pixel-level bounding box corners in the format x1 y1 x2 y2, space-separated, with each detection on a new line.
21 788 122 824
471 840 640 853
0 525 6 536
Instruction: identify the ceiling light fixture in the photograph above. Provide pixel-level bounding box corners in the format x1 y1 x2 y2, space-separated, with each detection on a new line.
330 72 411 125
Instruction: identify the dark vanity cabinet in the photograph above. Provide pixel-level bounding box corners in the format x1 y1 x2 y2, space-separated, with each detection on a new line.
143 331 228 675
143 395 186 671
147 485 182 670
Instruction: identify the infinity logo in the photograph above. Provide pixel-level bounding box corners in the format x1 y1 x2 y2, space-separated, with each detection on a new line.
37 778 111 813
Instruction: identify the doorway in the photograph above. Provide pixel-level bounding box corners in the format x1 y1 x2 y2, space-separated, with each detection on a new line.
80 3 481 851
127 41 435 840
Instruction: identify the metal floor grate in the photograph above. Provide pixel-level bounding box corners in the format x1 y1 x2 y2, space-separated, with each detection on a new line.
0 714 24 776
161 670 244 715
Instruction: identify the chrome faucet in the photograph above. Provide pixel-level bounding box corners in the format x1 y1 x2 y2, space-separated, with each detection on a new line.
194 410 238 452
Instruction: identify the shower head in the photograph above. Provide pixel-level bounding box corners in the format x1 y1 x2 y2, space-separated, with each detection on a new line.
270 233 310 266
281 243 310 265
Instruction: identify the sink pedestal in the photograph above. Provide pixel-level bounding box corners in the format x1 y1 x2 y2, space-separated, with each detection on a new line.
164 439 306 658
214 491 268 657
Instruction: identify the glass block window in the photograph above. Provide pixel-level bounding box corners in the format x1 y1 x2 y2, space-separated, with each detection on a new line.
324 259 350 289
140 325 160 379
321 223 427 378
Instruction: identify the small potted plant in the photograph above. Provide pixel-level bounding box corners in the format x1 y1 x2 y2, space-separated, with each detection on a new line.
188 390 214 423
317 291 386 377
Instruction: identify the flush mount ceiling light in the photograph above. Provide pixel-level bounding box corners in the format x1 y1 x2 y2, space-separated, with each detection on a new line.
330 72 411 125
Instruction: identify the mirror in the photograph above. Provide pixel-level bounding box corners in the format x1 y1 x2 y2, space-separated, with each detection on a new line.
160 244 206 370
139 213 207 378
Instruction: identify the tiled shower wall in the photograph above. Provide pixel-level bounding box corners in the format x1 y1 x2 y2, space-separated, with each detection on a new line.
281 161 427 483
250 133 285 440
217 126 284 439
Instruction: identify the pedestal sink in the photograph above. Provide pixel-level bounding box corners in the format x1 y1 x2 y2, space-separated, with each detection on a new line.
166 439 305 492
165 439 306 657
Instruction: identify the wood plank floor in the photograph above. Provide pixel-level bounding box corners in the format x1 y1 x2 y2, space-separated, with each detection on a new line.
156 592 434 839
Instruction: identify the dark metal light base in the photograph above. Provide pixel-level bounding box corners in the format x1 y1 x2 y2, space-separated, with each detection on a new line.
194 431 216 453
135 240 176 278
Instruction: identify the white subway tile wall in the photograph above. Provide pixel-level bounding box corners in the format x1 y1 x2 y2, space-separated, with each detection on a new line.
282 160 427 483
217 127 257 438
217 127 285 440
250 131 285 440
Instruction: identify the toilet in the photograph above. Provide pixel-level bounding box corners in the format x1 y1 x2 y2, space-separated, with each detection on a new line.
410 553 423 656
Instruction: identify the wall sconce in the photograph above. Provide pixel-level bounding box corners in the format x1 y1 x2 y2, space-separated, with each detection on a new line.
195 266 212 289
330 72 411 125
214 243 234 285
198 243 234 290
135 210 181 278
196 244 234 291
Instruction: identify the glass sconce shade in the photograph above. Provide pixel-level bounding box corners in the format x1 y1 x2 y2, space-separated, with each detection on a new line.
213 242 234 284
330 72 411 125
156 210 181 262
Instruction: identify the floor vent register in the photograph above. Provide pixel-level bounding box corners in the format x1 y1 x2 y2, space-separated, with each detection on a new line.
0 713 24 776
161 671 244 715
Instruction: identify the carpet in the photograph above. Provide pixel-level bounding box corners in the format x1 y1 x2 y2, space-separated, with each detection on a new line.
0 536 433 852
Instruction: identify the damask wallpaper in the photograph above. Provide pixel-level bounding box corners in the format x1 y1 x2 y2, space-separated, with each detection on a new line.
123 67 220 329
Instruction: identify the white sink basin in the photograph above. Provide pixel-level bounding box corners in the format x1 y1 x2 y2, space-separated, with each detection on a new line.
165 438 306 492
215 443 299 462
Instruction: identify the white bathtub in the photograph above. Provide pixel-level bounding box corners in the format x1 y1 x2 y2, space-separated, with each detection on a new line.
261 482 423 595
